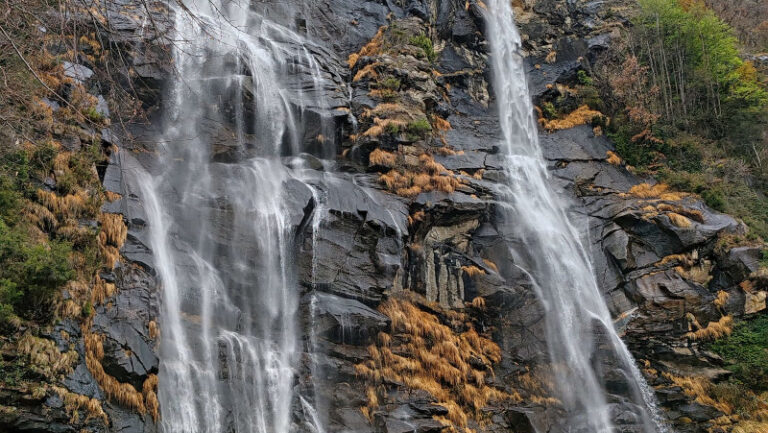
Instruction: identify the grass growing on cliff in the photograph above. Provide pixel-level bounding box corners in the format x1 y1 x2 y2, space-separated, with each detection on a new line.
409 34 436 63
355 295 519 431
709 314 768 392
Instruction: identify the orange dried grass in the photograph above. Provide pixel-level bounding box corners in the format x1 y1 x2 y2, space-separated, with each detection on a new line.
685 315 733 341
540 105 603 131
52 385 109 425
85 331 147 415
355 297 516 431
348 26 386 68
623 183 686 201
369 148 397 167
461 265 485 277
606 150 622 166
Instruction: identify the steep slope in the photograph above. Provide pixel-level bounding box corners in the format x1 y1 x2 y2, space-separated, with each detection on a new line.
0 0 765 433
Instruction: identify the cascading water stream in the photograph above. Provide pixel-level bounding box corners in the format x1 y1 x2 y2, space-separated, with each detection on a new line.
134 1 332 432
485 2 669 432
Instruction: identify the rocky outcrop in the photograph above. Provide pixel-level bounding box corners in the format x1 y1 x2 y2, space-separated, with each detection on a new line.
7 0 763 432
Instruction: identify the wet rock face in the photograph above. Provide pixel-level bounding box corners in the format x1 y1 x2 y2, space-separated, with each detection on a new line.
20 0 756 432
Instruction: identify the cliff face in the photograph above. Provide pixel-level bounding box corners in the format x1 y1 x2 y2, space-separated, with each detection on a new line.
3 0 764 432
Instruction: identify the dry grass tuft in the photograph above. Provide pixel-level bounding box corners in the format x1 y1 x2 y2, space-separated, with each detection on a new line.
664 373 733 415
148 320 159 340
715 290 730 310
378 157 461 198
369 149 397 168
37 189 91 219
85 331 147 415
24 202 57 231
105 191 122 202
362 117 407 138
461 265 485 278
17 334 78 380
540 105 603 131
433 116 452 131
606 150 622 166
482 259 498 273
469 297 486 310
685 315 733 341
353 63 380 82
98 213 126 268
99 213 127 248
52 385 109 425
348 26 386 68
355 296 517 430
668 212 693 228
143 374 159 421
408 210 426 226
624 183 686 201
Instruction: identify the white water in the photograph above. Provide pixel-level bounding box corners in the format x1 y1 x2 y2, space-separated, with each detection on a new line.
485 2 668 432
136 1 331 432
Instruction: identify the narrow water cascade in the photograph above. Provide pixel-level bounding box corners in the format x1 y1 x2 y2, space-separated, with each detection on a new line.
485 2 669 432
135 1 331 432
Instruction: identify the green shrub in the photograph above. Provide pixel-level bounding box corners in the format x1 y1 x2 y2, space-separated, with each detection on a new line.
0 219 74 322
385 123 401 135
542 102 557 120
381 77 401 90
577 70 594 86
760 249 768 269
709 314 768 391
409 34 436 63
407 118 432 137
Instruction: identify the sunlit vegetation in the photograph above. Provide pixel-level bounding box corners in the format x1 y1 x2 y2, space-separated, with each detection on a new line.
538 105 604 132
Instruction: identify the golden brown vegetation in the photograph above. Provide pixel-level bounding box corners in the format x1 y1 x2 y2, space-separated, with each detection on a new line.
469 296 486 310
685 315 734 341
17 334 78 380
348 26 386 68
624 183 687 201
355 296 519 431
52 385 109 425
84 330 147 415
482 259 498 273
369 149 397 168
606 150 622 165
461 265 485 278
668 212 692 228
378 153 462 198
539 105 604 131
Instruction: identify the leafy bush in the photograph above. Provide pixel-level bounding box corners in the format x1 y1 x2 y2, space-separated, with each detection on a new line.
409 34 436 63
577 70 594 86
407 118 432 137
709 314 768 391
541 102 557 120
0 218 74 323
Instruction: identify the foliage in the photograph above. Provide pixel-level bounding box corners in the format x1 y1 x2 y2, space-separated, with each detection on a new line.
0 219 74 323
709 314 768 391
407 118 432 137
577 69 593 86
595 0 768 239
703 0 768 52
633 0 768 152
409 34 436 63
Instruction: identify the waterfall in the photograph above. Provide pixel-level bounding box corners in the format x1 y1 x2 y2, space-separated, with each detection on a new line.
485 2 668 432
135 1 330 432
